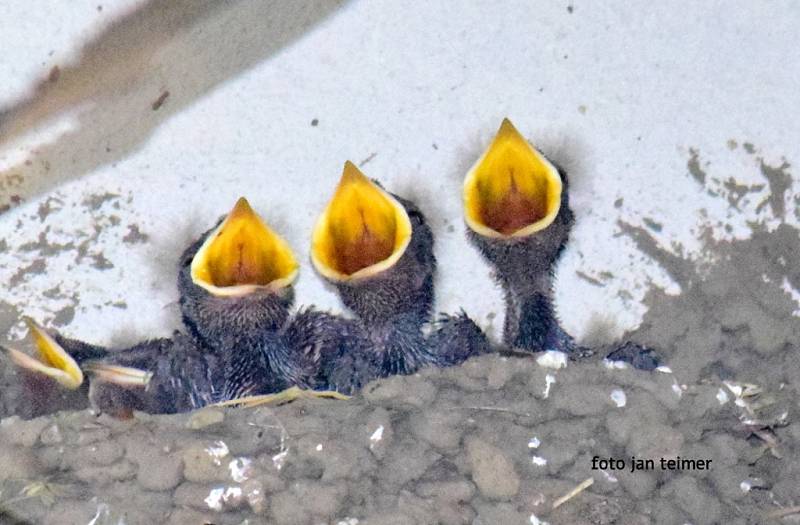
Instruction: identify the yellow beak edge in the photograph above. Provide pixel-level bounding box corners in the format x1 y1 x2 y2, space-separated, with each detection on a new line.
464 118 563 239
311 162 412 282
3 318 84 389
191 197 299 297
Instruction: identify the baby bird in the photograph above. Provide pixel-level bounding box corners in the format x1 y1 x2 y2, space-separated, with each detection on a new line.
179 195 375 396
177 197 310 399
463 119 660 369
311 162 489 384
3 198 320 415
463 118 576 353
2 319 220 416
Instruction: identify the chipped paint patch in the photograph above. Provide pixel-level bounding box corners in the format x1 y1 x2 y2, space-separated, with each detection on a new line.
122 224 149 244
610 389 627 407
536 351 567 369
0 187 147 335
716 388 729 405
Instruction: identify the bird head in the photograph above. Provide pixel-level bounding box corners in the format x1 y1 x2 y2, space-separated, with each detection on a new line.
311 162 434 324
463 119 574 290
190 197 298 297
2 318 84 390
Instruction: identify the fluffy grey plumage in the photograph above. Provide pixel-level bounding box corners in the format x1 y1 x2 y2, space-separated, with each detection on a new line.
332 194 436 326
85 332 221 415
283 308 376 395
177 228 312 398
27 329 221 415
466 163 661 368
466 162 575 353
325 190 490 374
427 311 493 366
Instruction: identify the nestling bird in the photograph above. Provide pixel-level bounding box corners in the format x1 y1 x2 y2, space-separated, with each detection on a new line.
178 195 378 396
2 318 220 416
463 119 660 368
463 118 576 353
177 197 311 399
3 198 326 414
311 161 490 381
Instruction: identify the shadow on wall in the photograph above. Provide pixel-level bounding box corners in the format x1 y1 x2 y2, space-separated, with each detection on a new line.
0 0 348 212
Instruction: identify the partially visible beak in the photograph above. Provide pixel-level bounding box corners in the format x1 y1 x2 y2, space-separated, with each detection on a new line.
311 161 412 281
2 318 84 389
83 362 153 387
191 197 299 297
463 118 563 239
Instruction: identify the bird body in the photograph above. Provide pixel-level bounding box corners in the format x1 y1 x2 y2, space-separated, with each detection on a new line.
311 162 490 381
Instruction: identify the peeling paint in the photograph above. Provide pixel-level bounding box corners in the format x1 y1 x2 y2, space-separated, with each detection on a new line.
687 148 706 185
757 160 792 219
122 224 149 244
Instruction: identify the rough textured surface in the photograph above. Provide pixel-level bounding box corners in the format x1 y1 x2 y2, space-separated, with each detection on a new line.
0 337 797 525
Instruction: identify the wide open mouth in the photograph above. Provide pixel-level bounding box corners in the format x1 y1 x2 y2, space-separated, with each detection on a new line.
190 197 299 297
311 161 412 282
3 318 84 389
463 118 563 239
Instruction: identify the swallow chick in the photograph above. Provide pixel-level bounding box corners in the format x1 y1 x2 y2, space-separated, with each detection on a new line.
311 162 489 381
177 197 314 399
2 319 220 416
463 118 576 353
464 119 660 369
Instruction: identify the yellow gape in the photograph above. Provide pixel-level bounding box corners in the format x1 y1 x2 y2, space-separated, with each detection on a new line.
191 197 298 296
464 118 563 238
311 161 412 281
3 318 84 389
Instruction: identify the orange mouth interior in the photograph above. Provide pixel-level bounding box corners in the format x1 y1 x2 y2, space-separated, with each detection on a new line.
191 197 298 296
464 118 562 238
311 162 412 281
3 318 84 389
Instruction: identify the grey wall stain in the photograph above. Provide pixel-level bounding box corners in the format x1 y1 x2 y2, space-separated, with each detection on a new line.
122 224 149 244
626 222 799 386
795 195 800 222
757 160 792 219
642 217 663 232
8 258 47 288
688 147 793 223
82 192 120 211
19 229 76 256
722 178 763 210
617 221 695 288
2 188 142 343
687 148 707 185
51 304 76 326
90 253 115 270
36 196 63 222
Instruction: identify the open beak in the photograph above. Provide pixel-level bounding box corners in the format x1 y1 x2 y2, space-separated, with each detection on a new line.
463 118 563 239
2 318 84 389
83 362 153 387
311 161 412 282
191 197 299 297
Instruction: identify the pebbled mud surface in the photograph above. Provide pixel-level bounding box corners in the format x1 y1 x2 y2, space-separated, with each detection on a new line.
0 352 794 525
